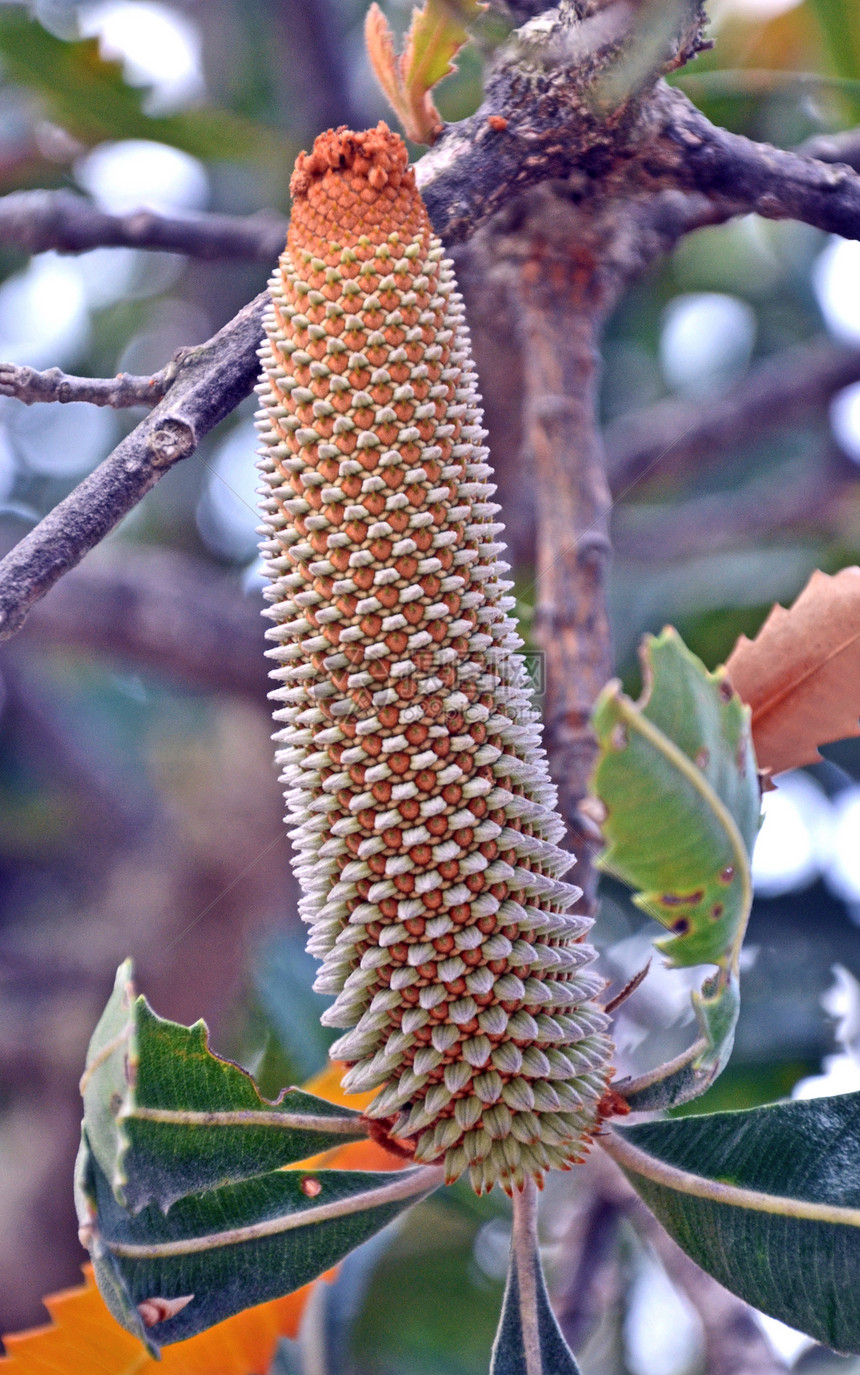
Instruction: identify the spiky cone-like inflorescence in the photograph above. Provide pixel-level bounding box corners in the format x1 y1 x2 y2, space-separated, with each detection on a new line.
255 123 614 1195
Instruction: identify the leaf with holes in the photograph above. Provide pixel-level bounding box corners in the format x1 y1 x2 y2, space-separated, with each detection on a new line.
590 629 760 1107
603 1094 860 1354
76 1141 440 1353
81 962 370 1215
4 1059 406 1374
76 964 443 1352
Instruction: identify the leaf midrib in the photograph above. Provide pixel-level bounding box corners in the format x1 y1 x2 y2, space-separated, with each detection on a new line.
601 1130 860 1226
103 1166 444 1258
126 1107 364 1134
606 695 752 968
745 626 860 728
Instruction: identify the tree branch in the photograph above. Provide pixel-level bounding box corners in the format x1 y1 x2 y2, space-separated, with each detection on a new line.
0 291 267 641
3 0 859 648
800 125 860 175
644 84 860 241
0 189 288 261
606 337 860 493
501 185 615 913
613 462 857 562
0 361 173 409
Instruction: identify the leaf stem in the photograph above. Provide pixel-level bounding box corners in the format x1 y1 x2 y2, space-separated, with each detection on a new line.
614 1037 707 1101
512 1179 544 1375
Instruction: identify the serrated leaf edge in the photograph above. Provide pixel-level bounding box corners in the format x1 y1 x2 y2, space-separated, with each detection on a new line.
597 685 753 973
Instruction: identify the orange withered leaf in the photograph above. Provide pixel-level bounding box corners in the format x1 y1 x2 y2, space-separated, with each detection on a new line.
726 566 860 777
255 124 613 1196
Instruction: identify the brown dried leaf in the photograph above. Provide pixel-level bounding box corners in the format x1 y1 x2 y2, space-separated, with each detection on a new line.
726 566 860 776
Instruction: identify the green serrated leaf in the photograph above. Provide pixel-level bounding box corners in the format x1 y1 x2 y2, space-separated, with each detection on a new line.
591 628 760 1106
603 1094 860 1354
76 1134 441 1351
81 962 368 1214
404 0 487 93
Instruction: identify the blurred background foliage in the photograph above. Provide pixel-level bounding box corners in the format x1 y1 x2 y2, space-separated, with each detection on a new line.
1 0 860 1371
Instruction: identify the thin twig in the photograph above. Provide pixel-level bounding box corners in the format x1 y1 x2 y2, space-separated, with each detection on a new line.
644 83 860 242
0 189 288 261
0 292 267 641
19 545 267 699
606 338 860 492
799 125 860 174
0 361 174 409
613 464 857 561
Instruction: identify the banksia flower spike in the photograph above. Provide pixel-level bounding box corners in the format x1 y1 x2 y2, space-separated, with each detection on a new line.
255 124 613 1195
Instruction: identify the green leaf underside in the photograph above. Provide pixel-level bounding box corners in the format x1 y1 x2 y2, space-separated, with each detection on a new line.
79 1142 440 1349
605 1094 860 1353
491 1239 581 1375
591 629 759 1105
82 962 368 1213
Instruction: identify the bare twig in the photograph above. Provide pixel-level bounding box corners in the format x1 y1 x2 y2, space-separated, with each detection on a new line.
606 338 860 493
554 1188 626 1352
0 361 174 409
800 125 860 175
0 189 288 261
614 463 858 562
0 292 267 641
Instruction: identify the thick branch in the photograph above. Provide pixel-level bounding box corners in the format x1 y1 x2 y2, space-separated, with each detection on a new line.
606 338 860 493
508 188 615 911
0 189 288 261
645 84 860 241
0 292 267 640
0 361 173 409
